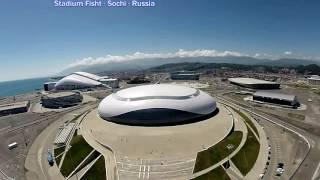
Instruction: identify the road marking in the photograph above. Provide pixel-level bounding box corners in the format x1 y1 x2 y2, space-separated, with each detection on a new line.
38 147 46 179
312 161 320 180
142 165 146 179
138 165 141 179
147 166 150 179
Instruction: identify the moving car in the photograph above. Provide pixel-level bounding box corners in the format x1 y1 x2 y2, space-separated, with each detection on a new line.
47 150 54 166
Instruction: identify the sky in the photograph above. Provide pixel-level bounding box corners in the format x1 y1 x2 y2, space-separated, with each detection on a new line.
0 0 320 81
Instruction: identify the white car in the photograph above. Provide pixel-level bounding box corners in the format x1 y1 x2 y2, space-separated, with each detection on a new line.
259 173 264 178
276 168 284 176
268 145 271 151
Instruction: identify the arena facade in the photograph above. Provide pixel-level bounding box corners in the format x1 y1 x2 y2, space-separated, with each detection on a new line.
41 91 83 109
98 84 217 126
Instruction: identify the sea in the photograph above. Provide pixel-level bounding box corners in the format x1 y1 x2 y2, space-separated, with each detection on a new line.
0 77 50 98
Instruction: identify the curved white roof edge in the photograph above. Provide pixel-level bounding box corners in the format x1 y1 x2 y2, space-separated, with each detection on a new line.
228 78 278 85
98 84 216 118
73 72 102 81
55 73 102 89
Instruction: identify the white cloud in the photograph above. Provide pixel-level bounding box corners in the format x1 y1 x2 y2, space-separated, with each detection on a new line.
254 53 260 57
284 51 292 55
68 49 244 68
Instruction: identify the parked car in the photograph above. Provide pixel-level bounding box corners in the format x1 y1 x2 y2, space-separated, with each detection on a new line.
8 142 18 150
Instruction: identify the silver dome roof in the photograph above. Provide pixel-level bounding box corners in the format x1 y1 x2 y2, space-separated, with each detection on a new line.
98 84 217 125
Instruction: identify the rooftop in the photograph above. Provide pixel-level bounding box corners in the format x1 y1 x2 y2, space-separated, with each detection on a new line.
0 101 29 111
228 78 279 85
73 72 101 81
253 91 296 101
44 82 57 85
98 84 216 125
99 78 118 82
308 75 320 80
45 91 79 98
116 84 198 100
55 73 102 89
171 71 200 75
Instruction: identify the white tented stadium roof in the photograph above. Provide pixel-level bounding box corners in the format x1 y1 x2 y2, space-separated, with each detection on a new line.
54 72 102 90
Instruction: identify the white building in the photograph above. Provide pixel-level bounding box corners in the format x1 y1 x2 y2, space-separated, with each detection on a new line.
54 72 119 90
308 75 320 86
228 78 280 89
98 84 216 125
44 82 57 91
99 78 119 88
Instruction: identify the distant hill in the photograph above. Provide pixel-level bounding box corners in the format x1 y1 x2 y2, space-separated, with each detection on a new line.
59 56 319 75
259 58 320 66
148 62 320 75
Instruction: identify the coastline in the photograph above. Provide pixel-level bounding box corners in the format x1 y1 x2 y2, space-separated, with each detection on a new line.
0 77 48 99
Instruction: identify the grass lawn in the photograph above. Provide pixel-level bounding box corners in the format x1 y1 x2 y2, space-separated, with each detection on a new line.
54 146 66 157
60 135 93 177
81 156 106 180
232 108 259 137
54 146 66 165
192 166 231 180
193 131 243 173
231 127 260 175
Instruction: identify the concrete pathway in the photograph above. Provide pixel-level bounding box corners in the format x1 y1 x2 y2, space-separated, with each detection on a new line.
221 101 270 180
80 117 118 180
58 111 90 169
243 111 269 180
225 160 244 180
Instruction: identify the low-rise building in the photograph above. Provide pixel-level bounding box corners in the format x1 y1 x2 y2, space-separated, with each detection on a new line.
253 91 299 108
308 75 320 86
170 71 200 80
0 101 30 117
228 78 280 89
44 82 57 91
99 78 119 88
41 91 83 109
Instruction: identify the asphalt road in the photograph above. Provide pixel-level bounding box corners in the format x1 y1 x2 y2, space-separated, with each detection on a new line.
25 103 97 180
219 95 320 180
0 110 79 180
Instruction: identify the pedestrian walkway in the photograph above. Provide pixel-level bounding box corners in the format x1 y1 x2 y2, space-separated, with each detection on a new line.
243 111 269 180
225 160 244 180
190 110 248 179
225 105 269 180
81 115 117 180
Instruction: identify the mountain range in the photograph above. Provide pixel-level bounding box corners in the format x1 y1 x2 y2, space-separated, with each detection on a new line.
59 56 320 75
